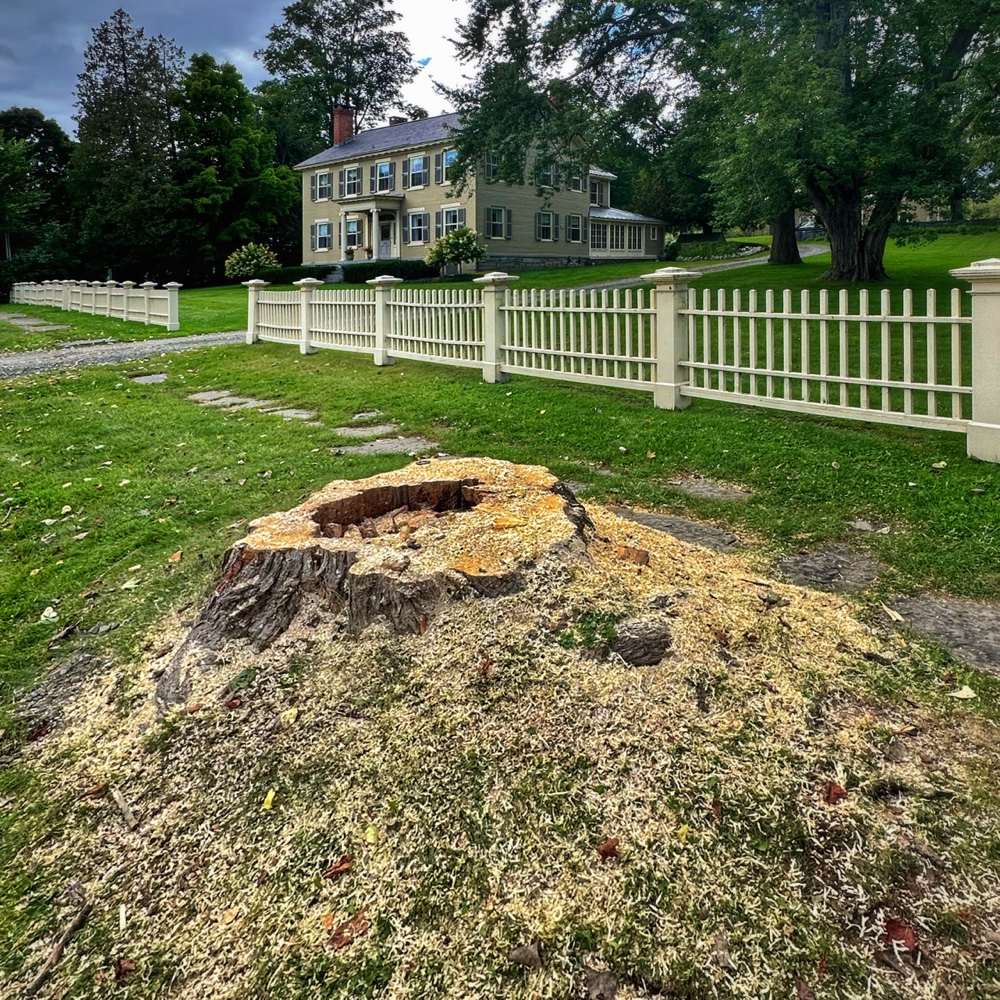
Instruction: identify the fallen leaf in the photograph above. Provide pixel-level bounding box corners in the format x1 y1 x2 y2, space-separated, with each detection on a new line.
280 707 299 728
884 916 917 951
711 800 723 823
185 703 203 714
795 980 816 999
113 958 136 982
823 781 848 805
615 544 649 566
40 606 58 623
261 788 276 811
712 628 731 647
646 451 656 459
948 685 976 700
322 913 335 930
73 531 89 540
618 446 627 454
120 578 141 590
82 781 108 798
932 461 947 469
880 603 905 622
118 479 130 487
27 724 50 741
330 910 369 950
322 854 353 879
941 670 957 685
60 505 72 515
219 908 238 925
676 824 690 843
712 934 735 970
508 939 543 969
596 837 619 861
225 697 242 710
364 824 380 845
168 550 183 563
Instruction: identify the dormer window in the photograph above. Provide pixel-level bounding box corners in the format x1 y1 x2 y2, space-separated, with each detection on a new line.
590 180 602 206
538 161 556 187
484 152 499 182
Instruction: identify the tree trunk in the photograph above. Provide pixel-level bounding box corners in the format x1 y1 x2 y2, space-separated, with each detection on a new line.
768 206 802 265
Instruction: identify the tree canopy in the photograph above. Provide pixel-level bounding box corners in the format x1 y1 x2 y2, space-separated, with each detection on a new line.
256 0 419 145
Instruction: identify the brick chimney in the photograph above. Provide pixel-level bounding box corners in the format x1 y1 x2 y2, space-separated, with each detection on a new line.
388 116 407 127
332 105 354 146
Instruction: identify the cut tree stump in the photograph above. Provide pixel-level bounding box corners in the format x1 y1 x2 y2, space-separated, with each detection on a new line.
157 458 592 708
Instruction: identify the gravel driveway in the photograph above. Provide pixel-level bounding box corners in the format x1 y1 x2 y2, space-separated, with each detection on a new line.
0 330 245 379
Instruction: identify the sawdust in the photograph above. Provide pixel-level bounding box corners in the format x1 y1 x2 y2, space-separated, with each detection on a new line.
6 479 1000 1000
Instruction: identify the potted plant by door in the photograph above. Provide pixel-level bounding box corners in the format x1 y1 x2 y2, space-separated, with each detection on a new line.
363 246 373 260
344 247 355 261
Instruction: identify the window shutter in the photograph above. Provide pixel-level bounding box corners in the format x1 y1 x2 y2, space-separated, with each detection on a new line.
506 209 513 240
535 212 542 242
402 214 410 244
402 159 410 189
553 213 560 241
583 217 589 243
566 216 572 243
369 165 376 194
484 205 491 235
310 175 317 202
338 170 345 197
389 162 396 190
435 211 443 239
435 153 443 185
310 223 317 251
457 207 466 227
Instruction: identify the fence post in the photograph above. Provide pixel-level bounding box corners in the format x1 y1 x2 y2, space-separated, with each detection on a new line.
243 279 270 344
105 280 117 317
140 281 155 325
367 275 403 366
647 266 701 410
90 281 102 315
61 281 72 311
164 282 182 331
950 257 1000 462
294 277 323 355
473 271 518 383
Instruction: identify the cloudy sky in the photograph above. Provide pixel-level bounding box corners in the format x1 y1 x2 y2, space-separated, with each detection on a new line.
0 0 473 135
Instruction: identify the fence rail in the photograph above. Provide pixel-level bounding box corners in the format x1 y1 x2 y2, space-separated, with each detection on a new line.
243 256 1000 463
11 280 182 330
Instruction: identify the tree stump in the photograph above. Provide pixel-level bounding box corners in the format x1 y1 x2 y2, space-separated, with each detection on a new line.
157 458 592 708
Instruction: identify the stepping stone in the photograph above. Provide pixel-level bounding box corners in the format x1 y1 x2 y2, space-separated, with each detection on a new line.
333 423 398 437
667 475 750 501
891 595 1000 674
611 505 741 552
188 391 233 402
26 325 70 332
352 410 383 421
333 436 438 456
266 408 318 420
199 395 259 407
222 398 278 411
61 338 115 348
3 312 26 319
131 373 168 384
775 544 879 593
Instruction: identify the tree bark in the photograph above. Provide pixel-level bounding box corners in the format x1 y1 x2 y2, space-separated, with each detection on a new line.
768 206 802 265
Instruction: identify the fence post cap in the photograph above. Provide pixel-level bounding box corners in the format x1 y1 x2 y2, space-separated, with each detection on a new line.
293 277 325 287
473 271 519 285
91 281 103 286
164 282 183 289
365 275 405 286
645 267 702 284
120 280 136 288
950 258 1000 281
140 281 158 288
242 279 271 288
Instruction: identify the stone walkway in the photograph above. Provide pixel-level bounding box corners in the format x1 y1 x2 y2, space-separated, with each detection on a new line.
0 330 245 379
1 311 69 333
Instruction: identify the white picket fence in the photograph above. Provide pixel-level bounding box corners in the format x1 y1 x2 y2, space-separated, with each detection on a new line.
11 279 182 331
246 258 1000 462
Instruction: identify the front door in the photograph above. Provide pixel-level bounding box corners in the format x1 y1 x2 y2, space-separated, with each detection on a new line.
380 220 394 259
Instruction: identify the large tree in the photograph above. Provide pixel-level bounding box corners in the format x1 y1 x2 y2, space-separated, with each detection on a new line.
0 108 73 223
69 8 184 277
451 0 1000 281
172 54 300 281
256 0 419 145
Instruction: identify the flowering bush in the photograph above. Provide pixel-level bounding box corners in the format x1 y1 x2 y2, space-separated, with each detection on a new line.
426 227 484 274
224 243 280 280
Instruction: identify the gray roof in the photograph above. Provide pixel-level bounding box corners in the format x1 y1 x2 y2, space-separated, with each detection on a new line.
296 112 462 169
589 166 617 180
590 206 664 224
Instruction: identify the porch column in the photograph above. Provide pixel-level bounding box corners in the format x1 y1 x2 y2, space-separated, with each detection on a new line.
340 211 348 262
372 208 381 260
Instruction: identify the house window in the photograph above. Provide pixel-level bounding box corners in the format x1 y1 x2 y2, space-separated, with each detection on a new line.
486 206 506 238
648 226 659 242
346 218 363 248
443 208 462 234
536 211 554 241
628 225 643 251
568 214 583 243
484 152 499 182
537 160 555 187
310 221 332 251
345 167 362 195
590 180 602 206
443 148 459 182
409 155 429 187
569 172 584 192
610 224 626 251
409 212 430 244
590 222 608 250
377 161 394 192
316 172 331 200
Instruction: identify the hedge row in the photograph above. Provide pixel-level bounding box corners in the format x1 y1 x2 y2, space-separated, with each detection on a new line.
258 265 332 284
339 259 438 283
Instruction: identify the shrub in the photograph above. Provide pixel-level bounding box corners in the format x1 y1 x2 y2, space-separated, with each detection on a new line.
339 259 438 284
259 265 332 284
224 243 280 280
426 227 485 274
